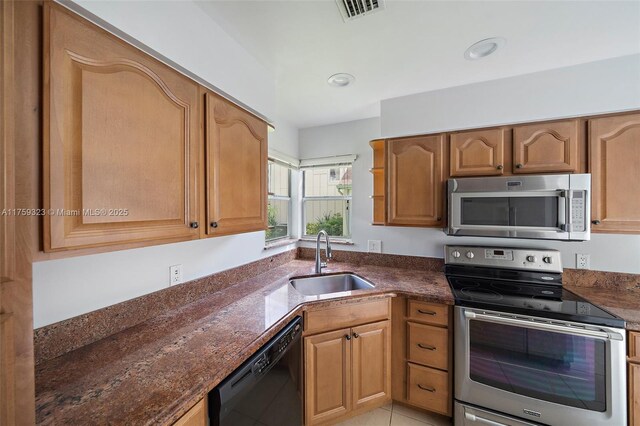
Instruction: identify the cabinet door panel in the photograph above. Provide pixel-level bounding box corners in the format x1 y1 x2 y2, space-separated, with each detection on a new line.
631 363 640 426
305 328 352 425
204 93 267 236
352 320 391 410
44 3 199 251
513 120 579 173
589 113 640 233
388 136 444 226
450 129 505 176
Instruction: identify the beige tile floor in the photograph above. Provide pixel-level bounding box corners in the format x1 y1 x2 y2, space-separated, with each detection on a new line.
335 402 452 426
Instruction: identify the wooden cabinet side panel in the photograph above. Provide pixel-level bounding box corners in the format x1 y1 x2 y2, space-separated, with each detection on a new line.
391 297 407 402
630 363 640 426
2 1 37 423
351 320 391 410
387 136 444 227
589 113 640 234
44 3 200 251
204 92 267 236
304 328 352 425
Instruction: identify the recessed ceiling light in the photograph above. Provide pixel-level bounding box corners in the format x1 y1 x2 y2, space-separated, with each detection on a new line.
328 73 355 87
464 37 506 60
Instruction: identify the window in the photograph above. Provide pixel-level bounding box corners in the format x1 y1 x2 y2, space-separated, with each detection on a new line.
266 160 292 242
302 164 352 239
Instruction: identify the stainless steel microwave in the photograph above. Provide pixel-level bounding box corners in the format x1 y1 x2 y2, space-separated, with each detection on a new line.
447 174 590 241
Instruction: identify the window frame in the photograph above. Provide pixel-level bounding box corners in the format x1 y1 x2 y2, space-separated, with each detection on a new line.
266 159 293 243
301 164 353 241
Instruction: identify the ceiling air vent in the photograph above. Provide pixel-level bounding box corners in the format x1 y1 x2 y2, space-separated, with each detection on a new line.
336 0 384 22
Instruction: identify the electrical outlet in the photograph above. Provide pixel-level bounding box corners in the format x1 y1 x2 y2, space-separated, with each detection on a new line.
367 240 382 253
170 264 183 286
576 254 590 270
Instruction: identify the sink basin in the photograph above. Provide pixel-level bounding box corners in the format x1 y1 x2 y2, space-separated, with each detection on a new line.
289 273 375 296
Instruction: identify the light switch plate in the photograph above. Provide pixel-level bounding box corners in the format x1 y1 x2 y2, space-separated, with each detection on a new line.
170 264 183 285
367 240 382 253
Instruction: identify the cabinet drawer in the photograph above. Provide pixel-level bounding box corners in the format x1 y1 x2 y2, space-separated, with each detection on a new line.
407 322 448 370
630 331 640 363
407 300 448 327
407 362 449 415
304 298 390 335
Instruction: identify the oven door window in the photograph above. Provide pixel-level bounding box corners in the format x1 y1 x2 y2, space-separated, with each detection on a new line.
469 320 606 412
461 196 559 228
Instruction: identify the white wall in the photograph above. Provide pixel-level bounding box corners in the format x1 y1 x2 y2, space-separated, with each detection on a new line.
75 0 276 119
32 1 300 328
299 56 640 275
381 54 640 137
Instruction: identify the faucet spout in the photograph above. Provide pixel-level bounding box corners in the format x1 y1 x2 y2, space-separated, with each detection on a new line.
315 230 332 274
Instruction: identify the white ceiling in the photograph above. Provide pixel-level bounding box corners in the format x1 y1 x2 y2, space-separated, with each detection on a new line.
196 0 640 128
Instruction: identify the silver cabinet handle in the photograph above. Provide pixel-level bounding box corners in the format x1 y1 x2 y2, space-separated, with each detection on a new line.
417 309 436 316
464 310 623 341
417 343 436 351
417 384 435 392
464 412 509 426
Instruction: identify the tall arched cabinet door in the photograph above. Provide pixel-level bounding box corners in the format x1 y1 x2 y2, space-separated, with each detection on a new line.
589 112 640 234
43 3 200 251
387 135 445 227
203 92 267 237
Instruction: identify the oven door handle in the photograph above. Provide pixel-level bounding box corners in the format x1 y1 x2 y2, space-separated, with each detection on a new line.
464 412 510 426
464 311 624 341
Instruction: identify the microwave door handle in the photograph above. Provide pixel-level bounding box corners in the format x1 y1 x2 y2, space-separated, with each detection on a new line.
558 190 568 231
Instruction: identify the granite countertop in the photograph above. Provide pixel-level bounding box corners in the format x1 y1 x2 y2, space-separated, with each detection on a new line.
566 286 640 332
35 259 453 425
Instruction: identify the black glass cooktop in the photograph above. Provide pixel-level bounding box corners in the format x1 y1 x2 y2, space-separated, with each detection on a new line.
446 267 625 328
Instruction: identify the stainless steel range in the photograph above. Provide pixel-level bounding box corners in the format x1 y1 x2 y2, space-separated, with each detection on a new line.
445 245 626 426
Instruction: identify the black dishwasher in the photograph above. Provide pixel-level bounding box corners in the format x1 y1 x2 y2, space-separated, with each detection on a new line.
209 316 303 426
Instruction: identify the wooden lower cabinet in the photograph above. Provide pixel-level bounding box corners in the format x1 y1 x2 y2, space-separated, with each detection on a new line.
305 328 352 424
406 362 449 415
173 398 207 426
304 320 390 425
351 321 391 410
631 363 640 426
391 298 452 418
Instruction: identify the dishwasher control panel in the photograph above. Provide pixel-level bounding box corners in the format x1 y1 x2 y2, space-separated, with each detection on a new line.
253 320 302 375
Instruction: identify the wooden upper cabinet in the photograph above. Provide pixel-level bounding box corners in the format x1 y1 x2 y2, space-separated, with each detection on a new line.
589 113 640 233
450 129 506 177
43 3 200 251
351 321 391 411
305 328 352 425
513 120 580 174
387 136 445 227
203 92 267 237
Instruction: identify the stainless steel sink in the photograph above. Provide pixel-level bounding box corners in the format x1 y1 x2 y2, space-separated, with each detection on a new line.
289 273 375 296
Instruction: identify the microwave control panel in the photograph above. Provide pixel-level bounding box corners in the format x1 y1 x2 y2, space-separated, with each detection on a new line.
445 245 563 273
570 191 586 231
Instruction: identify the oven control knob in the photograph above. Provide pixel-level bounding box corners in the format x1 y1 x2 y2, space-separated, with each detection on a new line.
526 255 536 263
465 251 474 259
543 256 552 264
451 250 461 258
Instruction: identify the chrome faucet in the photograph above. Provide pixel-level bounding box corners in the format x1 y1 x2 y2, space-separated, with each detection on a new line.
315 230 332 274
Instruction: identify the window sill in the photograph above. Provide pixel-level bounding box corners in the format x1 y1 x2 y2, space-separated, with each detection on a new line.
264 237 298 250
299 237 354 246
